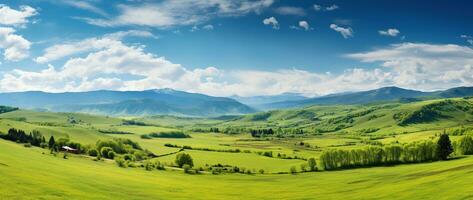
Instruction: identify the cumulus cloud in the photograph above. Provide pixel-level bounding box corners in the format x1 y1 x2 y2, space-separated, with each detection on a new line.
34 30 156 63
326 5 339 11
346 43 473 90
0 27 31 61
263 16 279 29
4 40 473 97
313 4 322 11
330 24 353 38
0 4 37 27
81 0 274 28
298 21 310 31
379 28 400 37
274 6 305 16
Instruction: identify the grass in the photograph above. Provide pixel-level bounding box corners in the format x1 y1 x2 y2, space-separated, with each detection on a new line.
2 98 473 199
2 139 473 199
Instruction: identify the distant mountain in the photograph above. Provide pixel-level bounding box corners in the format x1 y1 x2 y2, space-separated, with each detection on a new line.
0 89 256 117
231 93 308 110
265 86 473 109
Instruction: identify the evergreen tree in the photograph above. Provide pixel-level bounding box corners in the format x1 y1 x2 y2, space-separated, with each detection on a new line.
48 136 56 149
437 133 453 160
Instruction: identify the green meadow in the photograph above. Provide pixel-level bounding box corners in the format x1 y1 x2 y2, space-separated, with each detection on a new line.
2 97 473 199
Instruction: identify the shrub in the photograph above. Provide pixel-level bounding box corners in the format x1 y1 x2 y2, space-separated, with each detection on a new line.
107 151 115 159
144 161 154 171
290 166 297 174
115 157 128 168
175 153 194 168
156 161 165 170
88 149 98 157
300 163 308 172
183 164 192 173
308 158 317 171
40 142 48 149
140 134 152 139
100 147 113 158
258 169 265 174
123 154 135 161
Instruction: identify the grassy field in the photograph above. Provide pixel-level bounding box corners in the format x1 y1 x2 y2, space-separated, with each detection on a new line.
2 98 473 199
2 139 473 199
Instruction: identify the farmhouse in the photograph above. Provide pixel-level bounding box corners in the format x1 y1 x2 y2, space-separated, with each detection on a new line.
61 146 79 154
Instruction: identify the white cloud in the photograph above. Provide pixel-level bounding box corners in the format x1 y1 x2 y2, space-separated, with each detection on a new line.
203 24 214 30
298 21 310 31
61 0 108 16
263 16 279 29
274 6 305 16
330 24 353 38
0 27 31 61
313 4 322 11
326 5 339 11
0 4 37 27
81 0 274 28
379 28 400 37
461 35 473 45
34 30 156 63
5 40 473 97
346 43 473 90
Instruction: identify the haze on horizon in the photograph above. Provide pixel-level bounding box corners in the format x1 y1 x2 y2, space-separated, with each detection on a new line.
0 0 472 97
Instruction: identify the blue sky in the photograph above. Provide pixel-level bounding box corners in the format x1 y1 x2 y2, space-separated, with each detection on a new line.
0 0 473 96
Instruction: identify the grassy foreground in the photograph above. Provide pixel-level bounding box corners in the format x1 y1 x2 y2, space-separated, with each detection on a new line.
1 139 473 200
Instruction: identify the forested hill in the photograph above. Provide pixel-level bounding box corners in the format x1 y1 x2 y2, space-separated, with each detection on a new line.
0 106 18 114
264 86 473 109
0 89 255 117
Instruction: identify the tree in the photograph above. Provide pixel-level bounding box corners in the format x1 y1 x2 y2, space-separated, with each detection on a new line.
308 158 317 171
88 149 98 157
48 136 56 149
100 147 114 159
437 133 453 160
175 153 194 168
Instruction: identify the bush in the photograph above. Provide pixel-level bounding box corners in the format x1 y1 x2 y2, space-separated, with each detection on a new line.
88 149 98 157
40 142 48 148
115 157 128 168
300 163 308 172
123 154 135 161
155 161 165 170
308 158 317 171
100 147 113 159
183 164 192 173
258 169 265 174
290 166 297 174
144 161 154 171
107 151 115 159
175 153 194 168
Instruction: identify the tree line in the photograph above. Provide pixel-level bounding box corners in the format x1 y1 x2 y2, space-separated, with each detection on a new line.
319 134 453 170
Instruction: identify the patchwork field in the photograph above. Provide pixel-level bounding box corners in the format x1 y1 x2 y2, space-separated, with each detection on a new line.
2 97 473 199
2 139 473 199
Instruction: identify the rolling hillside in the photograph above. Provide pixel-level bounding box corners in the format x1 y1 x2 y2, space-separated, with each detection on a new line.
0 89 256 117
264 86 473 109
215 97 473 137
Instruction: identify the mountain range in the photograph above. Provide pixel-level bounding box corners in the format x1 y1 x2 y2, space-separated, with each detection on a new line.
0 89 255 117
1 86 473 117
